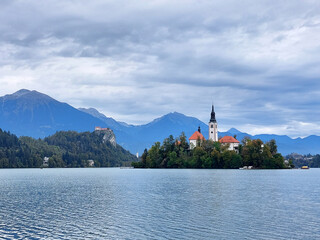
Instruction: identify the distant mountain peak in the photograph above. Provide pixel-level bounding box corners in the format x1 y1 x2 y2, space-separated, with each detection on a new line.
3 89 53 102
164 112 186 118
227 128 242 134
150 112 187 124
78 107 106 119
12 89 31 96
78 107 131 130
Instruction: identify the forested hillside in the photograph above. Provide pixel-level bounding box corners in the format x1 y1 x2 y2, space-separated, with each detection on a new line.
286 153 320 168
0 129 136 168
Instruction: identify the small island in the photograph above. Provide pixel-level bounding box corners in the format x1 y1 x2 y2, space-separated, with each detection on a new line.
132 133 291 169
133 106 292 169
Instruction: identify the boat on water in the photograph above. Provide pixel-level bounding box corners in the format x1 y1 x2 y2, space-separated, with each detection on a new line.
239 166 253 170
301 166 309 169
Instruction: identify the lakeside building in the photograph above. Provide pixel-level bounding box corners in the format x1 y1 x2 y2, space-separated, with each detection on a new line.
87 160 94 167
43 157 49 167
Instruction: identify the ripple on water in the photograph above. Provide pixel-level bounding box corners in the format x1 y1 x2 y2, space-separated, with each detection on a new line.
1 168 320 239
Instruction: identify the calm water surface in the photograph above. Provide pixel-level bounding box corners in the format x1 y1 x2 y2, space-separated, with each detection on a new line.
0 168 320 239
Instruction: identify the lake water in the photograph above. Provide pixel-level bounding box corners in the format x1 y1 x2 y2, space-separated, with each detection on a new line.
0 168 320 239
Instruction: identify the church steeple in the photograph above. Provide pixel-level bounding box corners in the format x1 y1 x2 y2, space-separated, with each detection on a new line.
210 105 217 123
209 104 218 141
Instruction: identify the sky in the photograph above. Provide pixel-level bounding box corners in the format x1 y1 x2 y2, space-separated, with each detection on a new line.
0 0 320 138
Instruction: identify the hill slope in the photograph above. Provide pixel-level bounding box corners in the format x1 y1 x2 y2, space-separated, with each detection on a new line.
0 128 137 168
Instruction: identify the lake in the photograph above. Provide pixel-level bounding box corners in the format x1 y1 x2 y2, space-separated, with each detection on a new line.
0 168 320 239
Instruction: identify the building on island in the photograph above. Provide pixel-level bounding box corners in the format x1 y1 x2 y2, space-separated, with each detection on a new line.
189 126 206 149
188 105 240 153
219 136 240 153
209 105 218 142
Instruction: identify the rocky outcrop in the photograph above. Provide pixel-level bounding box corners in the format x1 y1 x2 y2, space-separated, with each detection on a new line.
95 128 117 147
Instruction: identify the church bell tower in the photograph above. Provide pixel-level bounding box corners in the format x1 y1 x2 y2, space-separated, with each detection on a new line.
209 105 218 141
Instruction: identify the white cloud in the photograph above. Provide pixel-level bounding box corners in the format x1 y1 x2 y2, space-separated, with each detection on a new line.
240 121 320 138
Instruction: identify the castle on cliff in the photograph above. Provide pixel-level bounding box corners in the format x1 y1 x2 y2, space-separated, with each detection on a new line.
94 126 117 147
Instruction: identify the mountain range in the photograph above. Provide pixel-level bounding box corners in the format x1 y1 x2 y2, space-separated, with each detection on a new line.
1 89 319 155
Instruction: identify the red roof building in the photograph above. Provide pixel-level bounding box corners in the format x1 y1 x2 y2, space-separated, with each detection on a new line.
189 128 206 149
95 126 110 131
219 136 240 153
219 136 240 143
189 131 206 141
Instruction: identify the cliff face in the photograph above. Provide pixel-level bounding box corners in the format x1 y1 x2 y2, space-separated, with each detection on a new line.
95 129 117 147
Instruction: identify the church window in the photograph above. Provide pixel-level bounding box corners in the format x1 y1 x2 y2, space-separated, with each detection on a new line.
211 124 213 128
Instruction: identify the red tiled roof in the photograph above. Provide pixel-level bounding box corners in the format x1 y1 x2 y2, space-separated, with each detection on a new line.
219 136 240 143
189 131 206 141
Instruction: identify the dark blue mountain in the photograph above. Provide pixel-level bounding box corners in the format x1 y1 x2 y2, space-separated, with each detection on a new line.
0 89 108 138
1 89 319 155
129 112 208 152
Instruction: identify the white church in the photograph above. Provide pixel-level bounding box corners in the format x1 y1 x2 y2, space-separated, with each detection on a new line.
189 105 239 152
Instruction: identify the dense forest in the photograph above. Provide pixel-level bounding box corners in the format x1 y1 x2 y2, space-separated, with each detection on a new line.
132 133 291 169
0 129 137 168
286 153 320 168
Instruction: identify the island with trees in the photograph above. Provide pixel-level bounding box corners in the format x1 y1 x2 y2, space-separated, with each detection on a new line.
132 133 293 169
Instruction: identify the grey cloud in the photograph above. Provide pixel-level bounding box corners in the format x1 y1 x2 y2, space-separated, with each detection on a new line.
0 0 320 136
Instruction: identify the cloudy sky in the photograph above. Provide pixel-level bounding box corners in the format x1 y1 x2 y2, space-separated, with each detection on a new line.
1 0 320 137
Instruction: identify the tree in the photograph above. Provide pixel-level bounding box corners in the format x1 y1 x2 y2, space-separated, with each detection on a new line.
211 149 222 168
147 142 162 168
242 139 264 167
167 151 178 168
266 139 277 155
192 147 206 168
140 148 148 168
178 132 189 151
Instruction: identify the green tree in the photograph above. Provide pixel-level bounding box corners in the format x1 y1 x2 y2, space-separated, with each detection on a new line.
192 147 206 168
147 142 162 168
266 139 277 155
167 151 178 168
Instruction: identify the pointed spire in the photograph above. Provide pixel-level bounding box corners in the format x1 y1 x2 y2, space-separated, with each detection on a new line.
198 126 201 133
210 104 217 123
